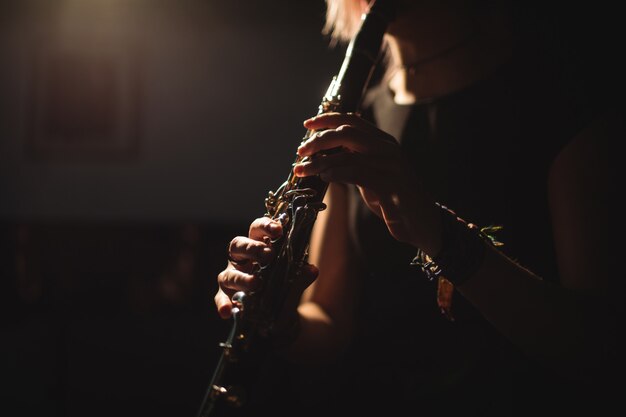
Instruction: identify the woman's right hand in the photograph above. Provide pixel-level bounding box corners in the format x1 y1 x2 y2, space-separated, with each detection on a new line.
214 216 318 321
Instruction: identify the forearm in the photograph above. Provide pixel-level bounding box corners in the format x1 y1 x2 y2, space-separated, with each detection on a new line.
278 183 358 364
457 244 619 377
460 116 622 377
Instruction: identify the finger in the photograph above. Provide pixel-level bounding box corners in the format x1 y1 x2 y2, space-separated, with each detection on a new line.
249 216 283 241
214 289 233 319
303 112 379 134
298 125 396 157
218 268 261 293
228 236 273 267
294 152 388 190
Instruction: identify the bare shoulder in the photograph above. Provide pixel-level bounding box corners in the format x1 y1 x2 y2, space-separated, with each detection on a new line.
552 109 619 169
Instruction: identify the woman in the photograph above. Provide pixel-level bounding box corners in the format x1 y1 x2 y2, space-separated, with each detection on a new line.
215 0 622 415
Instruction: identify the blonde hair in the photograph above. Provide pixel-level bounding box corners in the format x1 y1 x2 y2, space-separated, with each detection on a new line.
323 0 392 85
323 0 366 44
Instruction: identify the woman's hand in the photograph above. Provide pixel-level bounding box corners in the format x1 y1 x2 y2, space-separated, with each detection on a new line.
214 216 318 323
295 112 440 253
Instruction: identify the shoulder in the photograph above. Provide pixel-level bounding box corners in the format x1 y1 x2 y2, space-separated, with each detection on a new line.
549 108 620 198
547 107 622 292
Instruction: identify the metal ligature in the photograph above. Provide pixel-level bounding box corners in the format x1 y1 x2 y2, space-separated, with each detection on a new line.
196 1 396 416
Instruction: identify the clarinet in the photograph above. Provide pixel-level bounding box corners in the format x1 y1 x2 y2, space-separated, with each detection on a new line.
196 2 396 416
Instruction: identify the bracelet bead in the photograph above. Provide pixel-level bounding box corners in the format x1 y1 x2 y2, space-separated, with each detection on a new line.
411 203 492 287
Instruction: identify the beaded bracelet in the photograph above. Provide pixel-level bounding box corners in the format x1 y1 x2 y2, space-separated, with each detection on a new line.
411 202 501 287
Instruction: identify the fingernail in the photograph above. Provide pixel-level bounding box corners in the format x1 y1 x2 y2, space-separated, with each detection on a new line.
269 222 279 231
294 162 309 176
298 138 314 155
297 147 311 157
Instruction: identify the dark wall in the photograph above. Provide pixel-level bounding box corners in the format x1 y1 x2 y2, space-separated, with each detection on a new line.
0 0 343 222
0 1 344 416
1 222 236 417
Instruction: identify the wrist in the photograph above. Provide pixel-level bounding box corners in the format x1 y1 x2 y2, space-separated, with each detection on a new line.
411 202 495 287
410 200 444 257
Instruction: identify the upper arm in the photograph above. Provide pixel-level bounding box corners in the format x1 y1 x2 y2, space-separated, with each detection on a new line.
547 110 619 295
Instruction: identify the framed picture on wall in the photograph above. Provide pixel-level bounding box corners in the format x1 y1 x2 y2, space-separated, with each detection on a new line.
24 45 141 162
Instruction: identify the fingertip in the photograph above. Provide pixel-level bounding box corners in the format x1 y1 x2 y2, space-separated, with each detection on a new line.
259 246 274 266
305 113 328 127
293 163 303 177
268 220 283 238
218 304 232 319
216 291 233 318
304 116 318 128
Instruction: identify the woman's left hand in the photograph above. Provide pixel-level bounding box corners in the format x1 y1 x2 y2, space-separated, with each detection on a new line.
295 112 438 252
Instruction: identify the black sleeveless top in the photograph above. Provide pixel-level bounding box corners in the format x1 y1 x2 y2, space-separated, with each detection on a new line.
305 27 613 417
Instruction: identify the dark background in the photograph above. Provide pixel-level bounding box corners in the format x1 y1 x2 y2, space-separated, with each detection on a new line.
0 1 342 416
